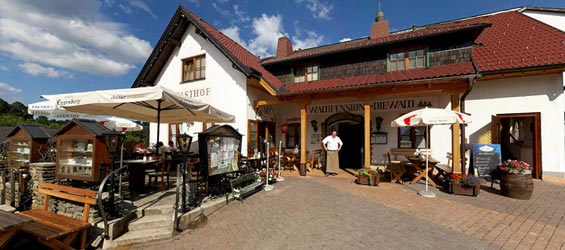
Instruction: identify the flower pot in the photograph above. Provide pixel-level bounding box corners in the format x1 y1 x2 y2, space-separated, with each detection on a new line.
357 174 379 186
500 173 533 200
448 182 480 196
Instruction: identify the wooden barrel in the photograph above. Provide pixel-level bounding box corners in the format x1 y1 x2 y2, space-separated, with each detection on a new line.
500 173 533 200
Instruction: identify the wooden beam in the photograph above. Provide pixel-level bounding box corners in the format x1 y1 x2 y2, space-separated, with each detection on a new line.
300 105 307 176
259 78 277 96
168 38 181 47
363 102 371 168
481 67 565 81
451 92 462 174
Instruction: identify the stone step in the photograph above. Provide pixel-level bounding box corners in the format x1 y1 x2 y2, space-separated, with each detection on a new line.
138 204 174 217
112 228 173 247
128 214 173 231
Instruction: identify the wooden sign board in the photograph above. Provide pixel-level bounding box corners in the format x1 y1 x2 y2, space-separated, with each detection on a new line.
470 144 502 178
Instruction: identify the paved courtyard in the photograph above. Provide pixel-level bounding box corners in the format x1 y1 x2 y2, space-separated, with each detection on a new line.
121 170 565 250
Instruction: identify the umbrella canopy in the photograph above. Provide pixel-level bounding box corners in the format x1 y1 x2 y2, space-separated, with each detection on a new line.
98 117 143 132
28 100 99 119
391 107 471 127
41 85 235 124
390 107 471 198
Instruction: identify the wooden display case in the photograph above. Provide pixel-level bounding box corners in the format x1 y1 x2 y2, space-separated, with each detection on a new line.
55 119 111 182
199 125 242 176
7 125 51 169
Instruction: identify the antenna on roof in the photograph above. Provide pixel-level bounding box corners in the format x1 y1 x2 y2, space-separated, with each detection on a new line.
378 2 381 12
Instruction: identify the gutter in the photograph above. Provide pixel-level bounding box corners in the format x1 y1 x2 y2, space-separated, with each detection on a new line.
460 74 477 174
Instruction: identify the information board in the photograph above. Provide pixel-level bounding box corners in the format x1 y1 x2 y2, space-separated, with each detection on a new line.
470 144 502 178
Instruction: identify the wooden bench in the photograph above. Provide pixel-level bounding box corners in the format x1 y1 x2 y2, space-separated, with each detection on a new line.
228 174 263 202
18 183 96 250
434 152 453 182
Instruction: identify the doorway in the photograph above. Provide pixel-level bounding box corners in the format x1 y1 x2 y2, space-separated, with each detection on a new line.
491 113 541 179
322 112 364 169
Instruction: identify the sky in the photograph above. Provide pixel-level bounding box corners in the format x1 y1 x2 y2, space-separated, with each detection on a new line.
1 0 565 105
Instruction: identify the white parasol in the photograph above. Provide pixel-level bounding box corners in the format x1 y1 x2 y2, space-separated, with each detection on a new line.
391 107 471 198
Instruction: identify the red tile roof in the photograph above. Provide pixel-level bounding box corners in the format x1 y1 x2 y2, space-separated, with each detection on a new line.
180 7 283 90
470 11 565 71
280 62 475 95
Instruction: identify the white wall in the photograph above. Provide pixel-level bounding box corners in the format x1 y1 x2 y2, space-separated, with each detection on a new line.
465 73 565 175
274 94 454 164
149 24 249 153
523 10 565 32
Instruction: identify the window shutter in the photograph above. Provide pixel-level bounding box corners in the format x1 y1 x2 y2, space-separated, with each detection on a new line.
426 47 430 67
290 68 294 84
317 65 321 81
386 53 390 72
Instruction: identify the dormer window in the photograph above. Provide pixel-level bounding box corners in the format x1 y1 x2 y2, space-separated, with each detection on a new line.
292 65 319 83
182 54 206 82
389 48 426 72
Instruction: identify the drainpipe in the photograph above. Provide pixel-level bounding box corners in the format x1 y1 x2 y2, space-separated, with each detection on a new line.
460 75 477 174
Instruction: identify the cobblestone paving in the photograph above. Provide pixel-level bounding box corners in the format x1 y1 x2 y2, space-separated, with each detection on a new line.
122 171 565 250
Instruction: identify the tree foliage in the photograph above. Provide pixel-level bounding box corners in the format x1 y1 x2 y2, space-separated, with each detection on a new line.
0 98 68 129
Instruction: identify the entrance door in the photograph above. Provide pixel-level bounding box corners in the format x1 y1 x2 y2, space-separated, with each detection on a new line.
491 113 541 179
337 122 364 169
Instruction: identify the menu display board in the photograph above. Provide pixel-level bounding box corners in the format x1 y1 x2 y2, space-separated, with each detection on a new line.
207 137 240 176
470 144 502 178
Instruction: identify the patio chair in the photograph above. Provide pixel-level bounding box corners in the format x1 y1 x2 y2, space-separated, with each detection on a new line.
387 152 406 184
148 158 172 191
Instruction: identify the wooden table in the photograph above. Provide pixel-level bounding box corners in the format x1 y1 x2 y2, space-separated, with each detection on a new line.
407 157 439 187
123 159 161 193
0 210 32 248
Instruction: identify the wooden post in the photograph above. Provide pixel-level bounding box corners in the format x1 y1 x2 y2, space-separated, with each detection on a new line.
364 102 371 168
451 93 462 174
300 105 307 176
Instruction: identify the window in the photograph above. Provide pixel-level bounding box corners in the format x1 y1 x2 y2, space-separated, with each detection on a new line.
389 48 426 72
182 55 206 82
169 123 181 146
398 127 428 149
293 65 319 83
285 123 301 148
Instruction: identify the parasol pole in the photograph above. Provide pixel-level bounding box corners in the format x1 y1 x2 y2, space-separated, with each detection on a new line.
417 124 436 198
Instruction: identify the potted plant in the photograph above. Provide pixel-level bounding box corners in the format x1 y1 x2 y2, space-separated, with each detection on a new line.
498 160 533 200
356 167 379 186
447 173 481 196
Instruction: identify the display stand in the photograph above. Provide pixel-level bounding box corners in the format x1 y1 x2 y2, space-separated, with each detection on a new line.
275 141 285 182
264 142 274 191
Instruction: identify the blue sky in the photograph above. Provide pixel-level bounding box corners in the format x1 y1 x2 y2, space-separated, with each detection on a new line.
1 0 564 105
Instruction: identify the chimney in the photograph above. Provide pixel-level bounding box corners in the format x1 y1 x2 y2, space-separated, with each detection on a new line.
276 36 293 58
370 9 389 39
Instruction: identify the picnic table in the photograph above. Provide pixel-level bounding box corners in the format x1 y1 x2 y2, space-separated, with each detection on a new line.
406 157 439 187
0 210 32 248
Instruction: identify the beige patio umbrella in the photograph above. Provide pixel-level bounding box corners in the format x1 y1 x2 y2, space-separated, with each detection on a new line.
41 85 235 144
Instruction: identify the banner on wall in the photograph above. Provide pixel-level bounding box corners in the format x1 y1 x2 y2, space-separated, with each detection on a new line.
307 96 437 115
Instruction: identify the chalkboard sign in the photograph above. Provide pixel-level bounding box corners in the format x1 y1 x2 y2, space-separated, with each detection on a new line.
470 144 502 178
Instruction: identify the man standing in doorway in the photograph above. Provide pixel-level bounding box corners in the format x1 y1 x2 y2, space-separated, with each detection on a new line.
322 130 343 177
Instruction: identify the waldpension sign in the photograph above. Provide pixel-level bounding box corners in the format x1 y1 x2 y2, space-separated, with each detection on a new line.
307 97 437 115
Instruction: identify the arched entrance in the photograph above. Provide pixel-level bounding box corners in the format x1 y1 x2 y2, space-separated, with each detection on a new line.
322 112 364 169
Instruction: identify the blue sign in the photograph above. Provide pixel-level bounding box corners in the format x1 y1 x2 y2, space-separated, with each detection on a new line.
471 144 502 178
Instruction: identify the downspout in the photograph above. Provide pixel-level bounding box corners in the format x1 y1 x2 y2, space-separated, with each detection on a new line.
460 75 477 174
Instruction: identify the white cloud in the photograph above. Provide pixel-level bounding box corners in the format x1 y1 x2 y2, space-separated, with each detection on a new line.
19 63 74 79
292 30 323 50
0 66 7 71
119 4 133 14
247 14 285 58
212 3 230 16
0 82 23 102
130 0 157 19
0 0 152 76
339 37 352 42
295 0 334 20
188 0 200 6
221 26 247 47
233 4 250 23
0 82 21 94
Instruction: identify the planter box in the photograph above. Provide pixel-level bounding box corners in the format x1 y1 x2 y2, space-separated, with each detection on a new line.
448 182 480 196
357 174 379 186
500 173 533 200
